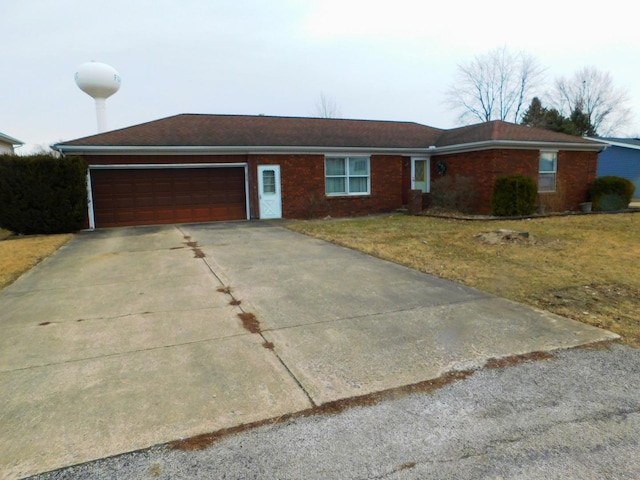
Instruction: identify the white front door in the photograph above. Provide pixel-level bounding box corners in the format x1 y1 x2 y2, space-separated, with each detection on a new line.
258 165 282 219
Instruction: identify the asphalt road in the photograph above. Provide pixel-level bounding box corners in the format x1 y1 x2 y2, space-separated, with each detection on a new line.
28 342 640 480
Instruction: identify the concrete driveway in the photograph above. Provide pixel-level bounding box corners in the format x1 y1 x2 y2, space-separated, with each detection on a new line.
0 222 617 479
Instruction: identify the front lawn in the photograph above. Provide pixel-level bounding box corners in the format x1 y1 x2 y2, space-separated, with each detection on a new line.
288 213 640 347
0 232 73 288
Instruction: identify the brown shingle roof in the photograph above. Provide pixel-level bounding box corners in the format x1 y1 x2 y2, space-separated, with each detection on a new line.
436 120 597 147
57 115 604 153
60 114 444 149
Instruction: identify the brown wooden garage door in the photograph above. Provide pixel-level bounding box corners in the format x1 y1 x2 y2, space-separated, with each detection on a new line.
90 167 246 227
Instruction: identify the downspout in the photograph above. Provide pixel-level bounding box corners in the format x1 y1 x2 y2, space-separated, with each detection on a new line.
86 169 95 230
244 161 251 220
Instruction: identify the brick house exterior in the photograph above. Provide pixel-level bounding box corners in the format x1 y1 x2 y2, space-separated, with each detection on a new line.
55 114 604 229
425 149 598 214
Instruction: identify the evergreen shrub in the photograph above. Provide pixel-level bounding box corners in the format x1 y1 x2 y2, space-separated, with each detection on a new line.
588 176 635 211
491 175 537 216
0 154 87 234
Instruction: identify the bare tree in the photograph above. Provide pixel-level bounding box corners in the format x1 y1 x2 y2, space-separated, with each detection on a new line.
552 66 632 136
314 92 342 118
447 46 544 124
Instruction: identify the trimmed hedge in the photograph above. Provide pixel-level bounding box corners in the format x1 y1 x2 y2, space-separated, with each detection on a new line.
491 175 537 216
589 176 635 211
0 154 88 234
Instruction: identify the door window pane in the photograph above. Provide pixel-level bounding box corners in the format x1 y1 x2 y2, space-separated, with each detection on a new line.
415 161 425 182
262 170 276 194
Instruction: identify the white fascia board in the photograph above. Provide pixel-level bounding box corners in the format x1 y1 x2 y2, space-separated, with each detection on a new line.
53 145 431 156
54 140 606 157
586 138 640 151
0 132 24 146
433 140 606 155
89 163 248 169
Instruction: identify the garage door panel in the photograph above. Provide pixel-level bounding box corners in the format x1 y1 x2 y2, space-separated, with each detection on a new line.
191 207 212 220
115 198 135 208
154 195 173 207
154 209 175 222
114 211 136 223
134 196 154 208
91 167 246 228
113 183 135 195
175 194 195 206
135 184 153 194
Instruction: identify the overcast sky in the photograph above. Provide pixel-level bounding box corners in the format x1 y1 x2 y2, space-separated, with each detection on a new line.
3 0 640 153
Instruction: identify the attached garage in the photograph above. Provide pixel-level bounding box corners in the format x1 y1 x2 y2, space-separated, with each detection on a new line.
89 164 248 228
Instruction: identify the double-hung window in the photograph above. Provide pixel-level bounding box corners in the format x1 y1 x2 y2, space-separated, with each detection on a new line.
539 151 557 192
325 156 370 195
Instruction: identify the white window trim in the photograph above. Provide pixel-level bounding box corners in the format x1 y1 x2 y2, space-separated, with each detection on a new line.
539 150 558 193
325 155 371 196
411 156 430 193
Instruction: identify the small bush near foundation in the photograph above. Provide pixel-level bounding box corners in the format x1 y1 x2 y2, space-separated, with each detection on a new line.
537 178 568 213
0 154 87 234
589 176 635 211
304 191 329 219
491 175 537 216
429 176 479 214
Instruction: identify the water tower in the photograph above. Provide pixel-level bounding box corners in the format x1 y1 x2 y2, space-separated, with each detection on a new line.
75 62 121 133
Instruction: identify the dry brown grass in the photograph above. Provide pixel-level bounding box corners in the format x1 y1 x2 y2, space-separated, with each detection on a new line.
0 232 73 288
288 213 640 347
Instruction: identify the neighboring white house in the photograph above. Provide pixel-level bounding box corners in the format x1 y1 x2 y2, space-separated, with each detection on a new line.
0 131 24 154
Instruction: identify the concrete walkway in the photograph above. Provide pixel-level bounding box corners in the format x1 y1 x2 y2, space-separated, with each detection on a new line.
0 222 617 479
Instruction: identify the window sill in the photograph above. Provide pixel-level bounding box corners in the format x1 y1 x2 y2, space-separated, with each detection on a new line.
325 193 371 197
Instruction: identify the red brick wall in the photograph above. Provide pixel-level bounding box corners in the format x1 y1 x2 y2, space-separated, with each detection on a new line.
252 154 404 218
541 150 597 211
431 149 597 213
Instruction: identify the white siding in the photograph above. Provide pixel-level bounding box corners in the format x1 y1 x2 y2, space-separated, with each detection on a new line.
0 141 15 154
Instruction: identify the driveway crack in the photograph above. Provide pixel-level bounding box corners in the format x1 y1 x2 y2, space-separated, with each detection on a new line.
177 226 317 408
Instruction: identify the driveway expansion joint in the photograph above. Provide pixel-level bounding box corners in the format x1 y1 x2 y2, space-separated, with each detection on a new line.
2 334 253 374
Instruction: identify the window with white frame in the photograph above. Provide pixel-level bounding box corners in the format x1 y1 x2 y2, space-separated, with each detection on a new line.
325 156 370 195
539 151 557 192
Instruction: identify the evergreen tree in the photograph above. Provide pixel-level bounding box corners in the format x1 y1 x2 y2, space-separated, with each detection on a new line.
520 97 547 128
521 97 596 136
569 106 596 136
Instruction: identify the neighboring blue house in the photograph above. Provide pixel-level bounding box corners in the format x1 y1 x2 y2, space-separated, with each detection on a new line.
593 138 640 199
